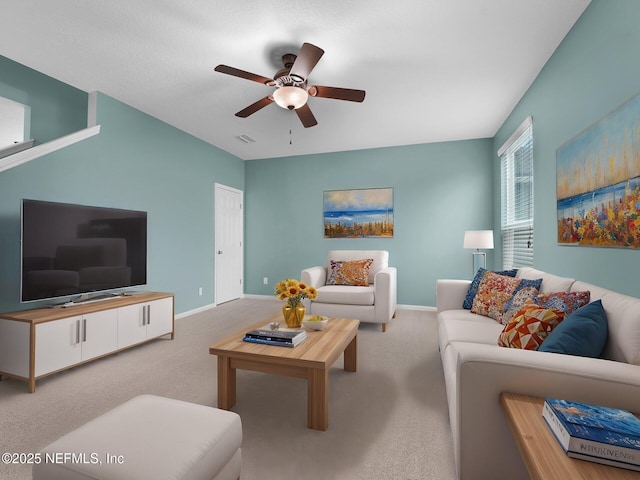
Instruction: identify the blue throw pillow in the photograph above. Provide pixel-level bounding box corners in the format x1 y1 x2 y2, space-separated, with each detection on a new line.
538 300 608 357
463 268 518 309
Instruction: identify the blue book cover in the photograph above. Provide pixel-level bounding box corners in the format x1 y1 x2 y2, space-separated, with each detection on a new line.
245 327 306 342
545 398 640 451
243 335 304 347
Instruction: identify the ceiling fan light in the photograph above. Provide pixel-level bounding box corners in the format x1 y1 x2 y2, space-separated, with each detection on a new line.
273 86 308 110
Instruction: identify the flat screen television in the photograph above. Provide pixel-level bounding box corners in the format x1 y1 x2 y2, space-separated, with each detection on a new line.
21 199 147 303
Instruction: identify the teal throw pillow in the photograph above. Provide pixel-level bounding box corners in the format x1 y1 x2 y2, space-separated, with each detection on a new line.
538 300 608 357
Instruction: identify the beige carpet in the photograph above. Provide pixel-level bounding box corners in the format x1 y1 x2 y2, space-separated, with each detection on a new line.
0 298 456 480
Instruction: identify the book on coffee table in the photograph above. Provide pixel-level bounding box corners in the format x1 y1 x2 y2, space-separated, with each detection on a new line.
243 327 307 347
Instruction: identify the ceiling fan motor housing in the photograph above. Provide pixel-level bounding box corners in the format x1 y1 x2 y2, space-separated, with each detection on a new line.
274 54 306 87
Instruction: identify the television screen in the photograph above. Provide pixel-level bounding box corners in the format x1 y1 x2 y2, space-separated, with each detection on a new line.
21 199 147 303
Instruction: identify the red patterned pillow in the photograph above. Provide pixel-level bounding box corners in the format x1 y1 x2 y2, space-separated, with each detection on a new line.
471 271 522 320
534 291 590 315
327 259 374 286
498 304 565 350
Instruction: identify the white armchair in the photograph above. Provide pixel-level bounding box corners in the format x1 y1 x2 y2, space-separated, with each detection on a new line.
301 250 397 332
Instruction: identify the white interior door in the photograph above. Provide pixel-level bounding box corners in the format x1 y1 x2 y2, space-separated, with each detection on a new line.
214 183 243 305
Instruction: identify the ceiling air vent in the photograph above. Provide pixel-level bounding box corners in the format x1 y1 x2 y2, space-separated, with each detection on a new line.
236 134 255 144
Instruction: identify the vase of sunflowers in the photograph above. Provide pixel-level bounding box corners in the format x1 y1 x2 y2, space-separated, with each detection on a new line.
274 278 318 328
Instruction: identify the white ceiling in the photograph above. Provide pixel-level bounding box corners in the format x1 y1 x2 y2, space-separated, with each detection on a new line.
1 0 590 160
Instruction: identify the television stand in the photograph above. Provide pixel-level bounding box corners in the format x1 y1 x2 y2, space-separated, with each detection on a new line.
0 292 174 392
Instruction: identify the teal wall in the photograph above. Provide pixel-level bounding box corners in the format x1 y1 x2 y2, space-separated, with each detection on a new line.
3 0 638 312
0 58 244 314
0 55 87 145
245 140 494 306
493 0 640 298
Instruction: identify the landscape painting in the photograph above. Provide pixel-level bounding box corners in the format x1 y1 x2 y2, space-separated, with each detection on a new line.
557 92 640 248
323 188 393 238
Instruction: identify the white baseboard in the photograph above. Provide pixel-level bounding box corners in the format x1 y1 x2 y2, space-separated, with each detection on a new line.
175 302 216 319
175 296 435 319
242 294 279 301
398 304 436 312
177 295 276 319
242 295 435 311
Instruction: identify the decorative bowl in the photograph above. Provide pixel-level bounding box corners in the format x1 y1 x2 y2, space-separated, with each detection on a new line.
302 315 328 331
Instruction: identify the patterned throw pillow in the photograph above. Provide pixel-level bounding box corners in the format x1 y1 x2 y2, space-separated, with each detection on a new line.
471 272 522 320
500 287 540 325
502 279 543 313
462 268 518 309
498 304 565 350
534 291 591 315
327 259 374 286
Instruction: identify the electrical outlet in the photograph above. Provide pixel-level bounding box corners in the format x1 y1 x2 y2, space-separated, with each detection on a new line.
263 277 268 285
198 287 203 296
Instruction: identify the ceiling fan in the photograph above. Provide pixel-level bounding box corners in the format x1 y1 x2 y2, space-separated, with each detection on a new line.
214 43 365 128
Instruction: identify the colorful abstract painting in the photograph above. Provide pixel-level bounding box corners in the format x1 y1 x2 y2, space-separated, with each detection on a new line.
323 188 393 238
557 93 640 248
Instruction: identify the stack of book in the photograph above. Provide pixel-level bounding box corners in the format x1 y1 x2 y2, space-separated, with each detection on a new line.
243 327 307 348
543 397 640 472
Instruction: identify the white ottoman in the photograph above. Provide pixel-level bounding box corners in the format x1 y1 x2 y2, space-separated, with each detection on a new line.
33 395 242 480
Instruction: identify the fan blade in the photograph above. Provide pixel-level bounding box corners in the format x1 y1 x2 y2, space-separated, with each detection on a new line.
215 65 274 85
235 96 274 118
289 43 324 81
312 86 366 102
295 103 318 128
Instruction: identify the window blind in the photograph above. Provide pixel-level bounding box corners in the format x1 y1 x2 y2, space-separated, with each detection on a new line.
500 117 534 269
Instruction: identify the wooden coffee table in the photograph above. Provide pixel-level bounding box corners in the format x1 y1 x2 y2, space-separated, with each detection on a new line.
209 316 359 431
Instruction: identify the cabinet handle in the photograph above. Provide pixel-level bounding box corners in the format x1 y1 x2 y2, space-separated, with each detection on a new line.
82 318 87 343
147 305 151 325
75 320 80 344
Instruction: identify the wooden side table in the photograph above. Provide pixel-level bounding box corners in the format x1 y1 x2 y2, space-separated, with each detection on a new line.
500 392 640 480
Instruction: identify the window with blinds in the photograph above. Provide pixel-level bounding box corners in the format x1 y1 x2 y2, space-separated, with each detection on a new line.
499 116 534 269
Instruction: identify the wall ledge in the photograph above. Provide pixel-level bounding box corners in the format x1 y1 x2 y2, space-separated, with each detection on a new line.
0 125 101 174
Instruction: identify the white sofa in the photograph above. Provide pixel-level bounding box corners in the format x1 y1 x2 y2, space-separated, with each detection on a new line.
301 250 397 332
437 267 640 480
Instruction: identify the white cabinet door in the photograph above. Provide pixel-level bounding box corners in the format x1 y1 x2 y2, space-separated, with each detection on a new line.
35 316 82 376
117 297 173 348
145 297 174 339
117 303 147 349
81 309 118 361
35 311 118 376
